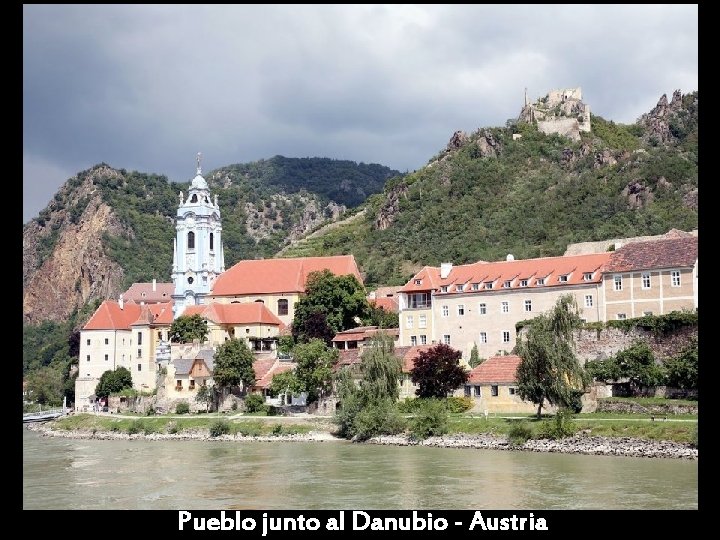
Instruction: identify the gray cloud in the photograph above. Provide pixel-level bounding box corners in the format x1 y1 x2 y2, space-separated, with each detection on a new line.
23 4 698 223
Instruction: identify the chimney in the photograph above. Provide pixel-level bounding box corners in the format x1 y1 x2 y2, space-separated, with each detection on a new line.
119 294 124 310
440 263 453 279
152 279 157 292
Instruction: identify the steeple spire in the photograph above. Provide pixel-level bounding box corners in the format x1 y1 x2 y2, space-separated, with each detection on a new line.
196 152 202 175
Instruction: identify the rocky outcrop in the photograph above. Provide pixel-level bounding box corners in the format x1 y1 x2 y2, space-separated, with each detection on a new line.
594 149 618 168
475 130 502 158
638 89 689 145
446 130 468 151
23 166 127 324
622 180 653 209
375 183 408 231
682 188 698 210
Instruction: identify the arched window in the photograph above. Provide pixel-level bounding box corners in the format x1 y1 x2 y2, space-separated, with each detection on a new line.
187 231 195 249
209 232 214 251
277 299 289 316
190 194 198 203
254 299 264 304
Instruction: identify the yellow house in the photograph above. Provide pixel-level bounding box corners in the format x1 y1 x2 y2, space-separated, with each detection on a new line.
207 255 364 326
601 235 698 320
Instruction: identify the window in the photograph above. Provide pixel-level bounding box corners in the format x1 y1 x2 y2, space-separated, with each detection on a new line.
501 301 509 313
536 277 545 286
464 386 471 397
187 231 195 250
457 305 465 316
478 303 487 315
408 292 430 309
86 355 90 362
479 332 487 344
176 380 182 389
420 335 427 345
418 314 427 328
410 336 417 346
406 315 414 329
187 276 194 285
138 332 142 346
189 380 195 390
86 338 90 346
441 286 448 293
503 280 512 288
210 232 214 251
614 275 623 291
583 272 593 281
443 334 451 345
642 273 651 289
254 299 264 304
137 363 142 372
643 311 653 316
472 283 480 291
585 295 593 308
524 299 532 312
485 282 494 289
442 305 449 317
509 387 517 395
520 279 528 287
616 313 627 320
502 331 511 343
456 284 464 292
491 385 499 397
559 274 569 283
474 386 481 397
103 338 108 345
137 348 142 358
414 278 422 285
671 271 681 287
158 331 162 340
104 354 108 361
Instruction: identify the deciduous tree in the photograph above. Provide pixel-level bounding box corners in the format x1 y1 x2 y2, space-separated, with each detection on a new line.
410 344 469 399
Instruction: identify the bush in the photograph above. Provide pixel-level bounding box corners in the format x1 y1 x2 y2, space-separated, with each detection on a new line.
175 402 190 415
507 422 533 446
127 419 144 435
272 424 283 435
445 396 473 413
145 405 155 416
244 393 267 413
166 421 179 434
397 398 421 413
209 420 231 437
538 409 577 440
410 399 449 440
353 400 406 441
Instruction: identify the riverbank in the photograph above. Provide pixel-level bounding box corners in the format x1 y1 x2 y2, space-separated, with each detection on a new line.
26 420 697 460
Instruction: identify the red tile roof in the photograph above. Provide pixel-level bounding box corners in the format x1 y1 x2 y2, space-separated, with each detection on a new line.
604 236 698 273
370 296 400 313
121 282 174 303
400 253 611 294
84 300 174 331
180 302 285 327
333 344 433 373
211 255 363 296
467 355 522 384
332 326 399 343
253 359 295 389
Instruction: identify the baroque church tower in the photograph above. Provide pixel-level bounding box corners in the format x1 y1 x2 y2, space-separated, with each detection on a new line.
171 153 225 318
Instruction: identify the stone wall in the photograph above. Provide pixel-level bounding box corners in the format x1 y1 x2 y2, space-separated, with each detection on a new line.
574 325 697 362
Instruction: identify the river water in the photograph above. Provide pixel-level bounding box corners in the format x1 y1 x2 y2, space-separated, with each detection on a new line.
22 428 697 510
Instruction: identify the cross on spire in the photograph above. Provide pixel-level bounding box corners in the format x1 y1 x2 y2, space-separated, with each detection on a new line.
196 152 202 175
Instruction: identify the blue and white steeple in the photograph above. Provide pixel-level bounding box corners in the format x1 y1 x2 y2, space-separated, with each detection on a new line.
171 153 225 318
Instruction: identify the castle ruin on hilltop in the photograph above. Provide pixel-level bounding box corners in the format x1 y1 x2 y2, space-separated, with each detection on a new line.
518 87 591 141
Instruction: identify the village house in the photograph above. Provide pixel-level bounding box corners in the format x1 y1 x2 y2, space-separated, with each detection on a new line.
331 326 399 350
397 252 610 361
207 255 364 326
74 298 173 411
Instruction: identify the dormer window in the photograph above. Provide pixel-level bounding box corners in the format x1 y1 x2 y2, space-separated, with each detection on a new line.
485 282 494 290
441 286 449 293
583 272 593 281
559 275 569 283
536 277 545 286
456 284 464 292
503 280 512 288
414 279 422 286
471 283 480 291
520 279 528 287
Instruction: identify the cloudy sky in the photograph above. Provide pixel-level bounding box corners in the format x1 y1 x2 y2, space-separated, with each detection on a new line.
23 4 698 223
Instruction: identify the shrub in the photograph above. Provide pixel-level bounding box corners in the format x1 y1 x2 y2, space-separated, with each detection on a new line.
272 424 283 435
145 405 155 416
236 424 262 437
507 422 533 446
353 400 406 441
409 399 449 440
175 402 190 414
397 398 421 413
127 419 144 435
244 393 267 413
445 396 473 413
166 421 179 434
538 409 577 440
209 420 231 437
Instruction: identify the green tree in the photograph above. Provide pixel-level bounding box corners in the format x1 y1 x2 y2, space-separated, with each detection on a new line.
95 366 133 399
25 366 65 406
363 305 400 328
663 338 698 390
292 339 339 402
195 383 214 413
410 344 469 399
614 341 666 392
469 344 483 368
357 332 403 403
213 338 256 392
515 294 590 418
267 370 302 398
169 314 209 344
292 270 371 344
